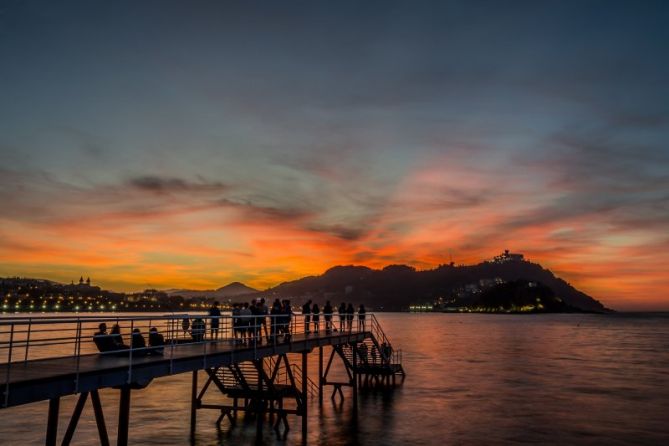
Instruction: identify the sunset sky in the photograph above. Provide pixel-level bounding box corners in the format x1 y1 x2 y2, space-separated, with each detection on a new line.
1 1 668 310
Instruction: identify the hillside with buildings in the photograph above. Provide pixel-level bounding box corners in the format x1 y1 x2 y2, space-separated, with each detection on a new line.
264 251 609 312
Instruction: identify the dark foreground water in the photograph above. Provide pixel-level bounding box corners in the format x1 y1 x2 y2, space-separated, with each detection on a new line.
1 313 669 445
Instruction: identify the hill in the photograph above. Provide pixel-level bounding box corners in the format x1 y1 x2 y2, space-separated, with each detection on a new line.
263 260 608 312
166 282 258 299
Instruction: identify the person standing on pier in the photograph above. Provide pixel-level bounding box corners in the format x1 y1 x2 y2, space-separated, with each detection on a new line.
324 301 334 333
302 299 312 334
260 298 269 339
232 303 242 343
240 303 252 344
312 302 320 334
250 300 263 344
208 301 221 340
282 299 293 342
346 303 355 332
270 298 282 343
338 303 346 331
358 304 367 331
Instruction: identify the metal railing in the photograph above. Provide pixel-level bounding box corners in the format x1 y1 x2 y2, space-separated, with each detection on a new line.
0 311 380 407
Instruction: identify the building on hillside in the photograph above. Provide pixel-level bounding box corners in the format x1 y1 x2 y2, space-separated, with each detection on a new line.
492 250 525 264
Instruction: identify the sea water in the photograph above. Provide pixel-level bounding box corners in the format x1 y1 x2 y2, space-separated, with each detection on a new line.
1 313 668 445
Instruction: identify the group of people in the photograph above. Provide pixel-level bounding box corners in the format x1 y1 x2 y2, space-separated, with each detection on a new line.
93 322 165 356
92 299 370 352
302 301 367 333
231 298 293 344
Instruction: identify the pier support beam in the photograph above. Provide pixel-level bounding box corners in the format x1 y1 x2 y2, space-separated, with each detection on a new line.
190 370 198 442
91 390 110 446
117 387 131 446
45 397 60 446
62 392 88 446
301 351 308 442
318 346 323 406
352 345 358 413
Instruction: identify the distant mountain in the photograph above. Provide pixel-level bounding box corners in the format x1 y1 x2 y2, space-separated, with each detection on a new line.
263 260 609 312
166 282 258 299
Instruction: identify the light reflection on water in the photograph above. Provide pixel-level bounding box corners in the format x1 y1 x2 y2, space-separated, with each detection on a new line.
1 313 669 445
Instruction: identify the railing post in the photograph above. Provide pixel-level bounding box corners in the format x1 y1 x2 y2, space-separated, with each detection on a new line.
301 351 308 440
318 346 323 406
24 318 32 362
117 386 131 446
4 323 15 407
45 397 60 446
74 319 82 393
190 370 198 441
127 320 134 384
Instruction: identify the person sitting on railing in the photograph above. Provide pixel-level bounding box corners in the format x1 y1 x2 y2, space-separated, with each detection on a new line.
358 304 367 331
148 327 165 355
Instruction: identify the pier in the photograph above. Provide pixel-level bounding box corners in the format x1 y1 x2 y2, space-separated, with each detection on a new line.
0 312 404 445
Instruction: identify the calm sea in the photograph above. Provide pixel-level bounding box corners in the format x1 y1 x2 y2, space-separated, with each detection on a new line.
1 313 669 445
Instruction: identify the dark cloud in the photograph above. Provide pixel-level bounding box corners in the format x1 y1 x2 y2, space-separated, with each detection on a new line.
216 198 313 223
128 176 228 194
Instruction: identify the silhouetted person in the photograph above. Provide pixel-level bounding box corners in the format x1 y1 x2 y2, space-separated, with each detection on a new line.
312 303 320 333
240 302 252 343
94 322 108 337
182 317 190 337
338 303 346 331
148 327 164 355
358 343 368 364
110 323 128 349
302 300 312 334
260 298 269 339
358 304 367 331
208 301 221 340
232 303 242 342
324 301 334 333
250 300 262 344
346 303 355 331
191 318 206 342
282 299 292 342
131 328 148 355
93 322 115 352
270 298 282 343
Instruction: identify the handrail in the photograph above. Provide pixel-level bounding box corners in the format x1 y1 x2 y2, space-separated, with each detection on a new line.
0 311 377 408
